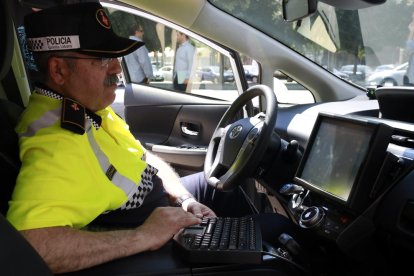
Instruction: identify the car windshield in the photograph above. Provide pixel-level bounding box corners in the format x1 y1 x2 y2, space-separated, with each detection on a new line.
209 0 414 89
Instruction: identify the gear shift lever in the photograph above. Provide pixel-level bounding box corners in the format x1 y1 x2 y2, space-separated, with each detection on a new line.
280 183 308 213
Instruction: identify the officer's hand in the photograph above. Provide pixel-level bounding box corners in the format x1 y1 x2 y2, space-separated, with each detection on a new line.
138 206 201 251
185 201 216 218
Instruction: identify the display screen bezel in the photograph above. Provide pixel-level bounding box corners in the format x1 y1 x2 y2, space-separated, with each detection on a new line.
294 114 387 208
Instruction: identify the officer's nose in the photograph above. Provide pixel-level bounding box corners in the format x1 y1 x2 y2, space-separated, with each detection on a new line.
107 57 122 75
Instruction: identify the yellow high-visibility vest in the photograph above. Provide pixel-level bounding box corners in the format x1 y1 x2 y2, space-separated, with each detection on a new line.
7 89 156 230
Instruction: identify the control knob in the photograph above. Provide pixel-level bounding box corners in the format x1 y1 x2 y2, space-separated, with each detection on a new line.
299 206 325 228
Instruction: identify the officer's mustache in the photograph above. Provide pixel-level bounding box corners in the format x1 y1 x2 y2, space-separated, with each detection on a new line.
104 74 119 86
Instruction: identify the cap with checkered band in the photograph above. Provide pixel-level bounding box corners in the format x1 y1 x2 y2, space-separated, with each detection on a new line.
24 2 144 58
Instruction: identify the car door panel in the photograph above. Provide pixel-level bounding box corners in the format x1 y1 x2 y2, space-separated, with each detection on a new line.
124 84 230 173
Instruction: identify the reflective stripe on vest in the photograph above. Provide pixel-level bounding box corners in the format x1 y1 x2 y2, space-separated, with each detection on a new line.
18 106 61 138
86 126 137 198
86 126 155 210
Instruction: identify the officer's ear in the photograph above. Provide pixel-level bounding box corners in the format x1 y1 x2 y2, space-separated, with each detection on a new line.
48 57 72 85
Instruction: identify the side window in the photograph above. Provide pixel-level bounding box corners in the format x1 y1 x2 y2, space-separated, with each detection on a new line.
273 71 315 104
107 9 239 102
240 54 314 105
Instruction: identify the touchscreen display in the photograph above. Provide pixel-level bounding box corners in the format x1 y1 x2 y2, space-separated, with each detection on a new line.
298 117 373 202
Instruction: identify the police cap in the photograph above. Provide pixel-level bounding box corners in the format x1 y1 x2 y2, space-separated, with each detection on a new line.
24 2 143 58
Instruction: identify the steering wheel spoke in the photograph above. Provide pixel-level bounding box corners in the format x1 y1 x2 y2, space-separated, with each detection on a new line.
206 150 223 178
227 127 259 172
211 126 227 140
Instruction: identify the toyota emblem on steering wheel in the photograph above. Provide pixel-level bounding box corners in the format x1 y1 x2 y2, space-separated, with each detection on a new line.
229 125 243 139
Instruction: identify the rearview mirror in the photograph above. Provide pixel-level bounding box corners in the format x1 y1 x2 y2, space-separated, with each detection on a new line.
282 0 317 22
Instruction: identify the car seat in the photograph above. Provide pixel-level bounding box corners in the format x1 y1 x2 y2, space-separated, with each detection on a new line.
0 0 52 274
0 0 24 217
0 99 23 216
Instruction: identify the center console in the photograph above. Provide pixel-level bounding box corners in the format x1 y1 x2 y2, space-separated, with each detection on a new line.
281 113 395 240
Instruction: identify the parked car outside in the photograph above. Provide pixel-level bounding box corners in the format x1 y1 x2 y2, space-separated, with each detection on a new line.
117 73 125 87
224 69 235 82
339 64 373 85
374 64 395 72
158 65 173 82
151 65 164 82
243 64 259 83
366 62 408 87
196 66 234 83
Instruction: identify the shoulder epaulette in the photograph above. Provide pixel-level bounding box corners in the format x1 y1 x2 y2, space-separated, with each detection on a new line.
61 98 85 134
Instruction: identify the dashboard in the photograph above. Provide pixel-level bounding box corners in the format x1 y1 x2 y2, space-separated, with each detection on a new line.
271 95 414 262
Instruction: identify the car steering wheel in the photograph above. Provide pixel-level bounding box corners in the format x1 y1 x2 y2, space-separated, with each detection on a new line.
204 84 277 191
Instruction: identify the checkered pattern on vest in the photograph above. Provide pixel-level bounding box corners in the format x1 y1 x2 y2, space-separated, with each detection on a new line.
120 164 158 210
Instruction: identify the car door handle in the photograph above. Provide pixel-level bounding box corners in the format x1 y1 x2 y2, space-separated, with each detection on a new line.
181 126 199 136
180 122 200 136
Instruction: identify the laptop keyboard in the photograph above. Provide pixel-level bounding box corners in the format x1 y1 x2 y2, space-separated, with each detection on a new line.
173 216 263 264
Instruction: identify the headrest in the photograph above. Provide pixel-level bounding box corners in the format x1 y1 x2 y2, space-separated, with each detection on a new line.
0 0 13 80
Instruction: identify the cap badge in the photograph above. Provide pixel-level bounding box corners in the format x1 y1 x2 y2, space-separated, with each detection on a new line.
96 9 111 29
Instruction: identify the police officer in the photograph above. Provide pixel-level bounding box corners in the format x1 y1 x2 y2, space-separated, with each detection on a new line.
7 3 216 273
